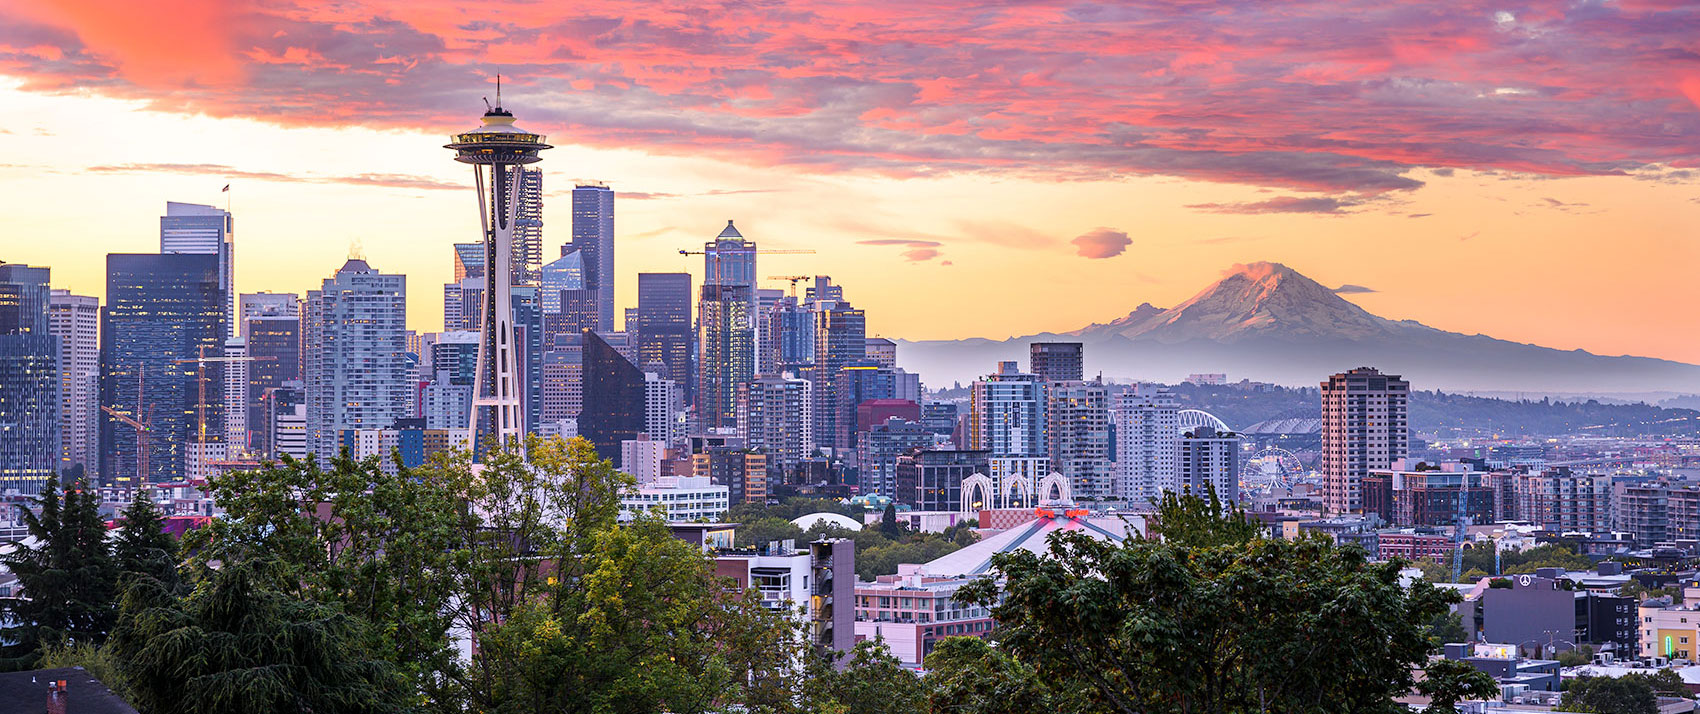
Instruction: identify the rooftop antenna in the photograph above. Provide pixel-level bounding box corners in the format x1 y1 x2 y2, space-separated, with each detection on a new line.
495 72 502 110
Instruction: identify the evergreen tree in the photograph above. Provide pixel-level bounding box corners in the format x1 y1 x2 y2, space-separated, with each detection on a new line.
880 503 902 539
0 475 118 668
111 558 407 714
113 489 179 593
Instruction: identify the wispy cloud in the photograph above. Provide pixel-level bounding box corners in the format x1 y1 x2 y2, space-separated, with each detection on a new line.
85 162 460 190
1333 284 1377 294
1187 195 1361 215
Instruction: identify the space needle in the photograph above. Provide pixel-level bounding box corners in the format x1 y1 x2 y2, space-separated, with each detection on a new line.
445 78 551 453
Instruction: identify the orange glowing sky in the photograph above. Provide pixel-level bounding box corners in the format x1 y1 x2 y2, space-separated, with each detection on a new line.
0 0 1696 364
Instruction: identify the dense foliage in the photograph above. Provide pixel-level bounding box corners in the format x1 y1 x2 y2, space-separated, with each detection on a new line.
1 476 123 668
949 489 1462 713
1560 675 1659 714
3 440 1536 713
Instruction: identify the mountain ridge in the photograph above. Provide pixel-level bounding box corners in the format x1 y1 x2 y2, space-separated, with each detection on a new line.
894 262 1700 393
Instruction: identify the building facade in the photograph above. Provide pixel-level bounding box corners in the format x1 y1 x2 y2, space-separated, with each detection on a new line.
968 361 1047 457
736 374 813 478
580 330 646 459
47 288 98 476
0 264 60 494
1112 384 1178 504
1046 380 1112 500
303 259 410 462
101 253 225 485
1178 425 1241 504
1028 342 1083 382
1321 367 1409 515
570 184 615 331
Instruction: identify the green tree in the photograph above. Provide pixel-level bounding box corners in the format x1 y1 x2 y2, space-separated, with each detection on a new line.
0 475 118 667
113 489 179 593
1643 668 1690 699
185 449 465 702
736 516 807 549
1559 675 1658 714
924 636 1085 713
1146 484 1260 548
469 518 793 712
957 510 1454 712
880 503 903 539
110 558 408 714
1428 611 1468 649
1418 658 1498 713
801 640 927 714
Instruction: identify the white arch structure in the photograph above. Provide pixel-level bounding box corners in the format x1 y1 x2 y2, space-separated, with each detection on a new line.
1037 472 1072 504
962 473 995 514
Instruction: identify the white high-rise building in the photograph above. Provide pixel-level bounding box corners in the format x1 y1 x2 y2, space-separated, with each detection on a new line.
643 372 683 453
304 259 410 462
621 437 668 485
1113 384 1179 505
47 289 99 475
1047 381 1112 500
736 374 813 477
160 201 235 337
222 337 249 456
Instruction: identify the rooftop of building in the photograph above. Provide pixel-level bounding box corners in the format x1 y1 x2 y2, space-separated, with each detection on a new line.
0 667 139 714
921 506 1136 577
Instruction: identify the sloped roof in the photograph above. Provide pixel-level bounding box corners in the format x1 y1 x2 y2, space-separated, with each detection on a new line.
922 511 1140 577
717 220 743 239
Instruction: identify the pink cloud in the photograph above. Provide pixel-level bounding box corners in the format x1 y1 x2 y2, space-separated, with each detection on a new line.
1071 228 1131 259
0 1 1695 192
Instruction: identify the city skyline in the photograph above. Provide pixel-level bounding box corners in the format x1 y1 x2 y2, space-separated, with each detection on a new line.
1 3 1697 366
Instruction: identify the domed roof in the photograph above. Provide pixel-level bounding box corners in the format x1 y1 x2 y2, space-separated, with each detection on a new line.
791 512 862 531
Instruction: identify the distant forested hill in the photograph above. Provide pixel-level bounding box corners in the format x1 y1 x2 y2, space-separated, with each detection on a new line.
929 383 1700 437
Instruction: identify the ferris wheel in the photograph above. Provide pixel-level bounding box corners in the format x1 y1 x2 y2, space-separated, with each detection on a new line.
1240 447 1305 494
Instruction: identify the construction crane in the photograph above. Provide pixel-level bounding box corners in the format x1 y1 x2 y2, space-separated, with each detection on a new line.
101 405 152 488
678 243 814 288
171 346 275 464
102 368 153 487
767 275 811 298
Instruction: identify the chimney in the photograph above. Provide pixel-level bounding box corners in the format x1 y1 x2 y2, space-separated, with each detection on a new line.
47 679 68 714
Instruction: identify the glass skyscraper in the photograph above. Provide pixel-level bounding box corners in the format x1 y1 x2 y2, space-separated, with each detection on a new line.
304 259 410 462
571 184 615 331
633 272 692 398
579 330 644 459
159 201 235 337
101 253 225 484
0 264 61 494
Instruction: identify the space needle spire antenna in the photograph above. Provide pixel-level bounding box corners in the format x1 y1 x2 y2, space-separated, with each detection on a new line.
445 77 551 457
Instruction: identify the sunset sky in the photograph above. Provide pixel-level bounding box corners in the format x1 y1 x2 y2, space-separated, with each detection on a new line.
1 0 1696 363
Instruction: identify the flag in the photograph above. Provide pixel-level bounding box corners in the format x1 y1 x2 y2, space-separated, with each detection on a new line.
221 184 230 192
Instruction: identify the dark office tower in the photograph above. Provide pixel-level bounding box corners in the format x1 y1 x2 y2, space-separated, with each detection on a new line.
1029 342 1083 383
245 311 302 457
513 168 544 286
1321 367 1410 515
634 272 692 396
512 286 544 433
159 202 235 337
0 264 60 494
810 285 865 453
579 330 644 459
571 184 615 331
102 253 225 485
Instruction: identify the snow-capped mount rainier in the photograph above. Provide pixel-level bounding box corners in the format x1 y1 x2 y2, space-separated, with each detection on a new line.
895 262 1700 393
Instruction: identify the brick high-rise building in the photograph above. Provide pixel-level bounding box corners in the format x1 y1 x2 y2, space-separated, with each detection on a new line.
1321 367 1408 515
1028 342 1083 383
